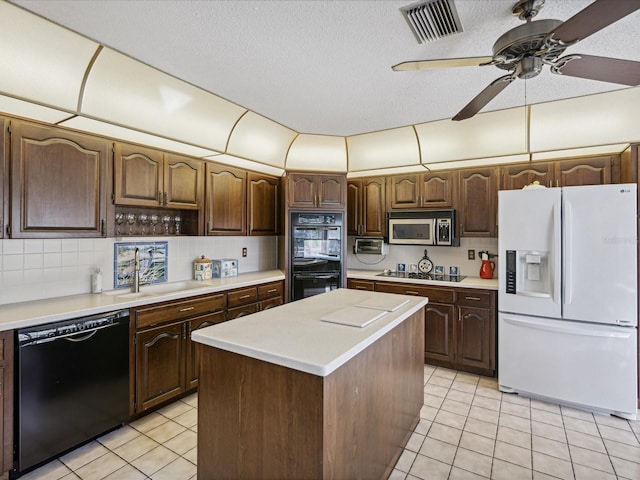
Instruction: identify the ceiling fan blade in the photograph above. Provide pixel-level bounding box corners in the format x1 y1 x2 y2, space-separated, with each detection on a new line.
550 0 640 44
452 74 515 121
552 54 640 86
392 56 493 71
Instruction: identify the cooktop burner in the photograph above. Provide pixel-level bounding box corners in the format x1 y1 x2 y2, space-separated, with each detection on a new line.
376 271 466 282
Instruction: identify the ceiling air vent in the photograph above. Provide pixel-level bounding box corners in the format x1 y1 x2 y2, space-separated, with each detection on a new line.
400 0 463 44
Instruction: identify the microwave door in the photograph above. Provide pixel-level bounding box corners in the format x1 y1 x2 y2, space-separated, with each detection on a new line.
389 219 434 245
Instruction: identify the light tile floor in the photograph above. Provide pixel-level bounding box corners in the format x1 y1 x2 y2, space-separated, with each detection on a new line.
19 365 640 480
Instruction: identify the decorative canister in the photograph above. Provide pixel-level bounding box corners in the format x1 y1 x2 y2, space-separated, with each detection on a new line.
194 255 213 281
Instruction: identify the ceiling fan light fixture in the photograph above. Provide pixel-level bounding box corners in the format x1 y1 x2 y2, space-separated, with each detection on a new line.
400 0 463 44
516 56 543 79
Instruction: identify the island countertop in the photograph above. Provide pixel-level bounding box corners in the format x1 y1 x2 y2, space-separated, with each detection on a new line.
191 288 428 377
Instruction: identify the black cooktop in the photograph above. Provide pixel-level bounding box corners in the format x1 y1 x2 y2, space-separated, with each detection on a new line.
377 271 466 282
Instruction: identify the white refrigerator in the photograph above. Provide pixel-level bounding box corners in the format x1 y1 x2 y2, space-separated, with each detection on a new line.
498 183 637 419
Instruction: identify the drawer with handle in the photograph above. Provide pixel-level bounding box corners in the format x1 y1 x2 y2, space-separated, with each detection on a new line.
227 286 258 308
135 293 226 329
374 282 454 303
258 281 283 300
455 290 494 308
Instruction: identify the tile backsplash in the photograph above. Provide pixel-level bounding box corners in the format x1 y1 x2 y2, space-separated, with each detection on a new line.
0 236 277 305
346 236 499 278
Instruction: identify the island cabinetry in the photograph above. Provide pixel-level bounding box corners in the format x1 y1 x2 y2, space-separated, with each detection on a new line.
287 172 346 209
9 120 109 238
226 280 284 319
196 301 424 479
457 167 498 237
204 163 247 235
247 172 280 235
131 293 226 414
347 177 386 236
0 331 13 480
387 171 455 209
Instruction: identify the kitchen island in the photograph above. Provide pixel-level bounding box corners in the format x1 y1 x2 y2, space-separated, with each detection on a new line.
191 288 428 479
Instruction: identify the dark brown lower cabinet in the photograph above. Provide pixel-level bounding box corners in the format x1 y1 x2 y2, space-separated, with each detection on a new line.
350 278 496 376
131 293 226 415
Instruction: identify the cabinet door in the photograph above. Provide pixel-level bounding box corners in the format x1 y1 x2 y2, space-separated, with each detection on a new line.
555 156 614 186
387 175 420 209
248 173 280 235
227 303 259 320
458 168 497 237
346 180 361 235
502 162 554 190
186 311 225 390
288 173 317 208
0 118 7 239
164 154 202 210
317 175 346 208
260 297 283 311
10 122 108 238
205 163 247 235
361 177 386 236
456 306 493 372
135 321 186 412
114 143 162 207
424 302 455 365
420 172 454 208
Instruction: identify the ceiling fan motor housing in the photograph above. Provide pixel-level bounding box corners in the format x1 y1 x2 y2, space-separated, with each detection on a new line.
492 18 566 73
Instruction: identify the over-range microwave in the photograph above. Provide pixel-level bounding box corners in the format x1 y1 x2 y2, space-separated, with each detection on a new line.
387 210 459 246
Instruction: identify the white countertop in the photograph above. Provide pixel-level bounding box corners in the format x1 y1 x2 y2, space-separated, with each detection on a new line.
347 269 498 291
191 288 428 377
0 270 285 331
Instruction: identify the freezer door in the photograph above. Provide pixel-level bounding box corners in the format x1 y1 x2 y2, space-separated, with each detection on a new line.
499 313 637 419
562 184 637 326
498 188 562 318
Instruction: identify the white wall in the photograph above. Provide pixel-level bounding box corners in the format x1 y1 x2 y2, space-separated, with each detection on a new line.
346 236 498 278
0 235 278 305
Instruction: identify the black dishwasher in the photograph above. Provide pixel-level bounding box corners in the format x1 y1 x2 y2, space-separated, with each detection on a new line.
15 309 130 474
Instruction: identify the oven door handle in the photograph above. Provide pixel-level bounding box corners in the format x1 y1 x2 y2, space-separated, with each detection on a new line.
294 274 339 280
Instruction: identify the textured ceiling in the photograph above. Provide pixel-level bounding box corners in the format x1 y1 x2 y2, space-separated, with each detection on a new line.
11 0 640 137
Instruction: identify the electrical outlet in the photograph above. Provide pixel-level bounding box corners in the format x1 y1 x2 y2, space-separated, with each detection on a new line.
468 249 475 260
242 247 247 257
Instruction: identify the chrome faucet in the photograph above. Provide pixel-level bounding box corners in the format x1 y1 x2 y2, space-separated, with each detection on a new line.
133 247 140 293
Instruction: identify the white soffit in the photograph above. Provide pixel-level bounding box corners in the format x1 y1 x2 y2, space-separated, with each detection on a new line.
226 111 297 169
0 2 98 112
426 153 530 171
60 116 218 158
286 135 347 172
529 87 640 152
0 95 73 124
346 164 429 179
346 126 420 171
417 107 527 164
532 143 630 161
204 153 285 177
81 48 246 152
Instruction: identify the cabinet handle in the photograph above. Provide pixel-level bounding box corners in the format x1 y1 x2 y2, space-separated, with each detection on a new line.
183 323 187 340
267 289 278 293
465 296 481 301
101 219 105 236
179 306 195 312
355 286 368 290
239 294 252 299
158 192 162 204
406 290 421 295
460 223 463 236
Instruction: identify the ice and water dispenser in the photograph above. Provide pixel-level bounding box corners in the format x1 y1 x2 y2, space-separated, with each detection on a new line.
505 250 551 297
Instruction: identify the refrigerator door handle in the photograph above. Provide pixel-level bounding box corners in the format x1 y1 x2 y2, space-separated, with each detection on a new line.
516 290 551 298
562 201 572 306
552 200 562 305
503 316 633 339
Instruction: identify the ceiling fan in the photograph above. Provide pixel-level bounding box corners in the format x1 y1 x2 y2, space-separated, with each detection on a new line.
393 0 640 121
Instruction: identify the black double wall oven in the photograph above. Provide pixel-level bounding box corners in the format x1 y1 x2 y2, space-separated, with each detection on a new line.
290 212 343 301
